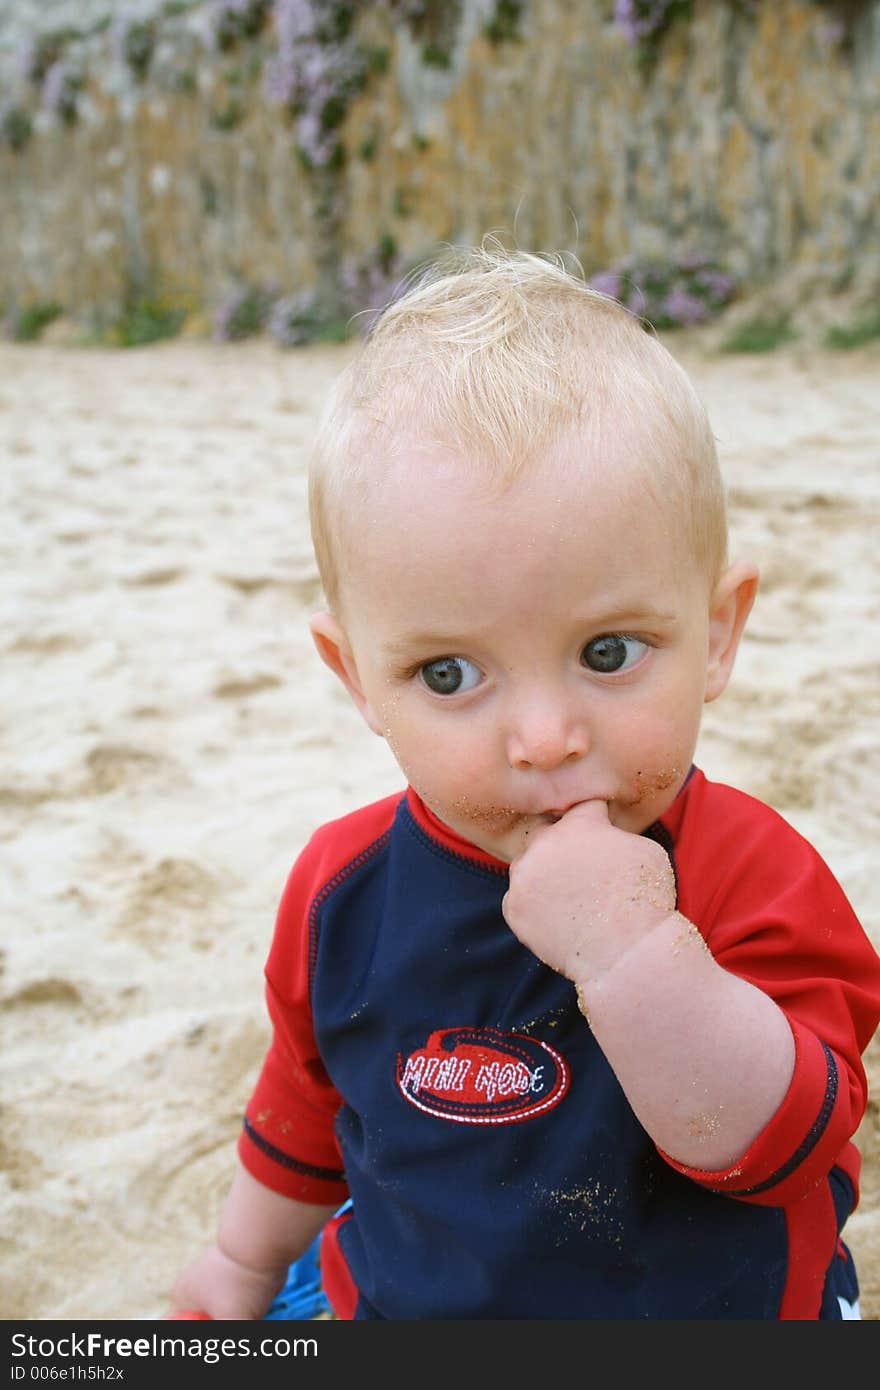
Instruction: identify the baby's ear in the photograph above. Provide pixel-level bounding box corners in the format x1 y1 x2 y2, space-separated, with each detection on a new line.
704 562 759 704
309 611 383 735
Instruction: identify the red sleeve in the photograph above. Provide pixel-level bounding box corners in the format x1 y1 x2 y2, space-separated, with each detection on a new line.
237 793 403 1205
659 774 880 1206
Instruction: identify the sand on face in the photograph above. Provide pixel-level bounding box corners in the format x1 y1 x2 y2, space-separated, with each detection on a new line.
1 334 878 1319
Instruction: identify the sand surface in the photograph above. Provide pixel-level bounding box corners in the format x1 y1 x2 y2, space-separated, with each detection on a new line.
2 332 879 1320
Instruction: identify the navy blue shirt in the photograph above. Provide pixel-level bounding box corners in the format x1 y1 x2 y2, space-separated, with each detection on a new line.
240 773 880 1318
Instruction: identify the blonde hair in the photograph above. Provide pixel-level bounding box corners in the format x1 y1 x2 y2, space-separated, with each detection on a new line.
309 243 728 610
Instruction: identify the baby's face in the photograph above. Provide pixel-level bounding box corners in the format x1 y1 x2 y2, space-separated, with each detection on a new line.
325 433 719 863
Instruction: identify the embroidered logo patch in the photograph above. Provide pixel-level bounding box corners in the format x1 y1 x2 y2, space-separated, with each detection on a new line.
397 1026 569 1124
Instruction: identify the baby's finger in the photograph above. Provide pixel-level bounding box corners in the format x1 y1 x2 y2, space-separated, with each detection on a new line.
509 814 557 862
560 798 611 827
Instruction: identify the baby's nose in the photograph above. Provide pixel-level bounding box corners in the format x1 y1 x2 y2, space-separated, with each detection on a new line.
505 702 589 771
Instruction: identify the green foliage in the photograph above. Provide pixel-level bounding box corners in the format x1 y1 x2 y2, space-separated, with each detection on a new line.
823 306 880 349
811 1 873 52
166 67 198 95
613 1 870 72
720 312 797 353
8 301 64 342
211 99 244 131
484 1 525 44
269 291 352 347
366 46 391 75
213 286 273 341
320 93 350 131
212 1 270 52
112 299 187 347
200 176 220 216
420 43 452 68
49 68 85 125
22 30 76 85
376 232 399 268
591 255 738 329
615 1 694 75
390 0 462 69
120 21 156 80
1 107 33 153
314 3 358 45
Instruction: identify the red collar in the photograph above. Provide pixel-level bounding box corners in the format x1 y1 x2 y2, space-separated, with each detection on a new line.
405 787 509 872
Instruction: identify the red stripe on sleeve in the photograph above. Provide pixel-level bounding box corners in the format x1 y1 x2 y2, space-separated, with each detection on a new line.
238 791 404 1203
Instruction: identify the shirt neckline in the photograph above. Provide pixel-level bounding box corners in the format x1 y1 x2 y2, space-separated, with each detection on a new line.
404 788 510 871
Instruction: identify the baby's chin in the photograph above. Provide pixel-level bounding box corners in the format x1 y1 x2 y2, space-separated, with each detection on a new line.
423 796 534 861
445 795 524 832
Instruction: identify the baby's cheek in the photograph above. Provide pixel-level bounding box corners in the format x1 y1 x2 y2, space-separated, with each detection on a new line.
618 763 686 808
376 690 403 745
610 742 693 833
376 691 430 777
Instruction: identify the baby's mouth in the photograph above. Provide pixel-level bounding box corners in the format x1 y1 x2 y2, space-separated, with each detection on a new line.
538 797 607 823
449 796 614 833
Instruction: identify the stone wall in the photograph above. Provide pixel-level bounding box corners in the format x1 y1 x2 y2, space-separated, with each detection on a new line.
2 1 878 325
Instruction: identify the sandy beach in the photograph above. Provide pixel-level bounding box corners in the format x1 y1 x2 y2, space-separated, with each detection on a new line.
2 330 878 1320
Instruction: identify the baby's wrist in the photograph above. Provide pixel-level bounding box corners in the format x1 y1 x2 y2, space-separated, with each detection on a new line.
214 1233 292 1292
572 909 695 1004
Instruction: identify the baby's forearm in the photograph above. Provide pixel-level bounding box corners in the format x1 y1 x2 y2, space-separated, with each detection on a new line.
218 1165 338 1275
168 1165 339 1318
576 911 796 1172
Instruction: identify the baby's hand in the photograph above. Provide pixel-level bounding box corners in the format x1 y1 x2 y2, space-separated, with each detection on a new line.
167 1243 286 1321
502 800 677 983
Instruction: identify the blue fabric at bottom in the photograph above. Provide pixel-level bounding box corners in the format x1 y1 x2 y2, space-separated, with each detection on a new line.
264 1236 330 1320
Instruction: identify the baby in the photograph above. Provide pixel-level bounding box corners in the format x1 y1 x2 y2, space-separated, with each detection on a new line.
170 247 880 1319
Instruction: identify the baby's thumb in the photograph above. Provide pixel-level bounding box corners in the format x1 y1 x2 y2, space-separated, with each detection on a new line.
563 798 611 827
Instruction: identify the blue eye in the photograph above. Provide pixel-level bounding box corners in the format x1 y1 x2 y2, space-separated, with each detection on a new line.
581 634 648 674
420 657 482 695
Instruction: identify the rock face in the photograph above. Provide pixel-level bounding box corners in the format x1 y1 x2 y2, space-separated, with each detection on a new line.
2 1 878 321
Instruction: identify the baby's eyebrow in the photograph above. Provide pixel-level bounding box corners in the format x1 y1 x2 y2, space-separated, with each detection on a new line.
589 605 679 629
381 606 678 659
381 632 464 657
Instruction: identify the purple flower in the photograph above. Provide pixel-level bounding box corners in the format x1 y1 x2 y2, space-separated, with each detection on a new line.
41 60 67 113
817 18 846 49
695 268 737 306
624 283 649 318
589 253 737 328
613 0 677 44
40 59 82 123
613 0 640 44
268 290 316 346
661 286 710 326
213 286 272 341
16 38 39 83
339 250 411 335
590 270 623 301
265 1 366 167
